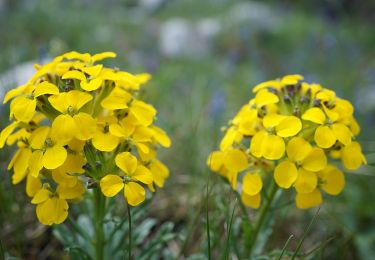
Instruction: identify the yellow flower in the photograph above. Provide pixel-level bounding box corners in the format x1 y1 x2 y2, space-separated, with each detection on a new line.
49 90 96 143
250 114 302 160
28 126 68 176
274 136 326 190
209 74 363 210
100 152 153 206
0 51 170 225
31 182 84 225
302 107 352 148
92 116 120 152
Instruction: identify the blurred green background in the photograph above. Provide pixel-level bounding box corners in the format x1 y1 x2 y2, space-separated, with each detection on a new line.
0 0 374 259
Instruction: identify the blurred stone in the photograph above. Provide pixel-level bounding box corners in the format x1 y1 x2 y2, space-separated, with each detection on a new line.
159 18 221 58
228 1 281 30
0 61 37 100
139 0 164 10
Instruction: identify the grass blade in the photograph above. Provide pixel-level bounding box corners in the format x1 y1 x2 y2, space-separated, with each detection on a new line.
206 182 212 260
291 207 321 260
278 235 294 260
224 200 237 259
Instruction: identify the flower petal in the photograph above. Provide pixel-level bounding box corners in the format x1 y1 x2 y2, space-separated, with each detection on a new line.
224 149 248 172
241 192 261 209
274 161 298 189
92 132 119 152
295 189 322 209
276 116 302 137
314 125 336 148
341 142 366 170
301 107 326 125
302 147 327 172
318 165 345 195
332 123 352 146
242 173 263 196
115 152 138 175
124 182 146 206
262 134 285 160
255 90 279 107
294 168 318 194
286 137 312 162
43 145 67 170
100 175 124 197
132 165 153 184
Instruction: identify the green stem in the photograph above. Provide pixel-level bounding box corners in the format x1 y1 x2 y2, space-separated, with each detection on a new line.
127 203 133 260
94 188 106 260
248 180 278 255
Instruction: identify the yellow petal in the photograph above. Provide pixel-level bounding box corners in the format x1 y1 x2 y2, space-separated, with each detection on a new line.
314 125 336 148
255 90 279 107
132 165 153 184
43 145 67 169
281 74 303 85
250 131 267 158
29 126 50 149
73 113 96 140
295 189 322 209
67 90 93 112
51 114 78 144
52 169 78 188
207 151 225 172
26 174 42 197
36 198 69 225
151 126 171 148
81 64 103 77
294 168 318 194
149 160 169 188
115 152 137 175
341 142 366 170
0 122 18 148
224 149 248 172
124 182 146 206
60 153 86 174
130 100 157 126
262 134 285 160
63 51 91 62
241 192 261 209
12 148 32 184
252 80 282 93
220 127 239 151
318 165 345 195
81 78 103 91
3 84 28 104
34 81 59 97
31 189 52 204
286 137 312 162
242 173 263 196
92 52 117 62
62 70 86 81
263 114 285 128
57 182 85 199
132 126 153 142
29 150 44 177
302 147 327 172
274 161 298 189
301 107 326 124
101 88 132 110
100 175 124 197
135 142 150 154
10 96 36 122
332 123 352 146
92 132 119 151
276 116 302 137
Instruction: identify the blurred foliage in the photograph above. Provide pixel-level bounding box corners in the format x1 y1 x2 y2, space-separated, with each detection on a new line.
0 0 374 259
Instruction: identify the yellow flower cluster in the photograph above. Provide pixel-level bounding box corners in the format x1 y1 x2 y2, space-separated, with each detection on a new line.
0 51 171 225
208 75 366 209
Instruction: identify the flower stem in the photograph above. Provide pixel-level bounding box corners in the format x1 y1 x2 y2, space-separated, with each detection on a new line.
94 188 106 260
126 203 133 260
248 180 278 255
